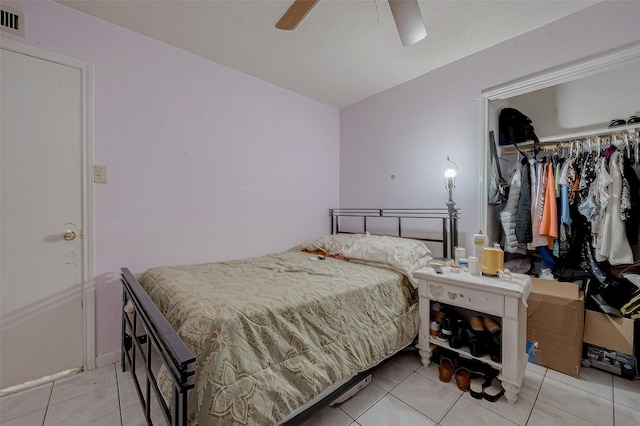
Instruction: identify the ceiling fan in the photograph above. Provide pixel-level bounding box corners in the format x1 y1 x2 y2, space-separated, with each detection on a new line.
275 0 427 47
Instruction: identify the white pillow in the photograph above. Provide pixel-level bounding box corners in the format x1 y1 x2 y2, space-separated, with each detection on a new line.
299 233 432 288
346 234 431 287
299 233 366 253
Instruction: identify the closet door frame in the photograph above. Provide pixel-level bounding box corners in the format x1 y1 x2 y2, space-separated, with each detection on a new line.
479 42 640 235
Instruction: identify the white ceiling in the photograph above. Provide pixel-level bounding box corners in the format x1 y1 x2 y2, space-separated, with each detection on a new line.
57 0 598 108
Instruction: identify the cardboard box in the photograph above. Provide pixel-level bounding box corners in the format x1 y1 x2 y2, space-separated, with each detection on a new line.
583 309 637 377
527 278 584 377
584 309 634 354
583 343 636 379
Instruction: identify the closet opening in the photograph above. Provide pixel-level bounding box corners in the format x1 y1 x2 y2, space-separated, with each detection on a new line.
478 43 640 319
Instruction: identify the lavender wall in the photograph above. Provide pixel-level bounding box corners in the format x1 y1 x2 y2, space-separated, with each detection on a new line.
340 1 640 254
2 0 340 358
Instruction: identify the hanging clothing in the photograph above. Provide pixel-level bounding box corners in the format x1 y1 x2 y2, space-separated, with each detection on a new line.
500 160 527 254
529 160 548 249
621 154 640 245
515 158 532 244
500 130 639 269
540 162 558 249
591 156 613 245
596 151 634 265
558 159 572 226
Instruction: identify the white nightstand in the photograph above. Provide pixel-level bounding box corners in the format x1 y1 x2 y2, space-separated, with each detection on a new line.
414 267 532 403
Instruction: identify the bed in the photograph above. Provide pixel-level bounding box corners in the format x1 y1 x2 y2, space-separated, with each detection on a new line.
121 208 459 425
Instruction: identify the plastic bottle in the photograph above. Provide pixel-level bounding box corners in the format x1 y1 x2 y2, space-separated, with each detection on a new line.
473 230 489 263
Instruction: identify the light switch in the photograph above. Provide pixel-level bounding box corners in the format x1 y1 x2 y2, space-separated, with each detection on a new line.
94 165 107 184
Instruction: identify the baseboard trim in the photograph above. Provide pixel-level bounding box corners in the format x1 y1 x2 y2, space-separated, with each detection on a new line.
0 368 81 397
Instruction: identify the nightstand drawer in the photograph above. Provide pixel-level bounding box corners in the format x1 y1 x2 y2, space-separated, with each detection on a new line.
426 281 504 316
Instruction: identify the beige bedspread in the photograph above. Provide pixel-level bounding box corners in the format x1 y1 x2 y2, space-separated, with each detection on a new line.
139 249 419 425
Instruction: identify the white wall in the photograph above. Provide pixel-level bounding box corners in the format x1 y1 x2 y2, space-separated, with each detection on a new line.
2 0 340 359
340 1 640 253
507 59 640 136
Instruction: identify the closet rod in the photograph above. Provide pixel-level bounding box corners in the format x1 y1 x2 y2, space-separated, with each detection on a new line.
498 123 639 156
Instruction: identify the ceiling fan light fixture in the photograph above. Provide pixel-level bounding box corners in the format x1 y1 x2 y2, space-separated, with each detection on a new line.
389 0 427 46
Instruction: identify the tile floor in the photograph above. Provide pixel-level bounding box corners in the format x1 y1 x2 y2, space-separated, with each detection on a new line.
1 350 639 425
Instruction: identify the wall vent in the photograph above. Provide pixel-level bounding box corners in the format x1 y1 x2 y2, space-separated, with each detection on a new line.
1 5 25 37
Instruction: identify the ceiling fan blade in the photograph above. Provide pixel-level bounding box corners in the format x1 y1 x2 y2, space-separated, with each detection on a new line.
388 0 427 46
276 0 319 30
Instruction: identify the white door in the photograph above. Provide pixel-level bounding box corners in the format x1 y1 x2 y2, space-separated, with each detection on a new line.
1 46 87 389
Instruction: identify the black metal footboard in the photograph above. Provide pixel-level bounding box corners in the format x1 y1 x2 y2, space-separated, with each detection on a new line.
121 268 195 426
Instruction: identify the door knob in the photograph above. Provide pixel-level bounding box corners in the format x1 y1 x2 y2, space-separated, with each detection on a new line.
63 230 76 241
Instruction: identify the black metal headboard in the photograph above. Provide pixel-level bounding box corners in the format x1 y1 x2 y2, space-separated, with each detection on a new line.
329 208 460 259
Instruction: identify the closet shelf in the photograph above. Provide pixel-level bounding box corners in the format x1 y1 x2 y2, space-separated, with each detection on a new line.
498 123 639 156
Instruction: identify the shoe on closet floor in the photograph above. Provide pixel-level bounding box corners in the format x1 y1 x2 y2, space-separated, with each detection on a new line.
469 372 489 399
483 377 505 402
438 356 454 383
454 367 471 391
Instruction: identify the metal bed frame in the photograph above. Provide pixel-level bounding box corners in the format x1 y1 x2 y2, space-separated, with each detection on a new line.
330 208 460 259
120 208 460 425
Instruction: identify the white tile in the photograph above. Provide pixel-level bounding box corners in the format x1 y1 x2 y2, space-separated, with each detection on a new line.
538 376 613 426
546 365 613 400
520 368 544 398
462 387 535 425
0 382 52 422
612 375 640 411
302 405 353 426
525 362 548 376
120 396 167 426
391 349 423 372
614 402 640 426
338 382 387 419
86 411 122 426
527 400 599 426
49 364 117 406
414 363 463 394
115 361 129 383
356 394 436 426
389 372 460 422
370 359 413 392
118 376 144 411
440 396 518 426
0 408 46 426
44 383 120 426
